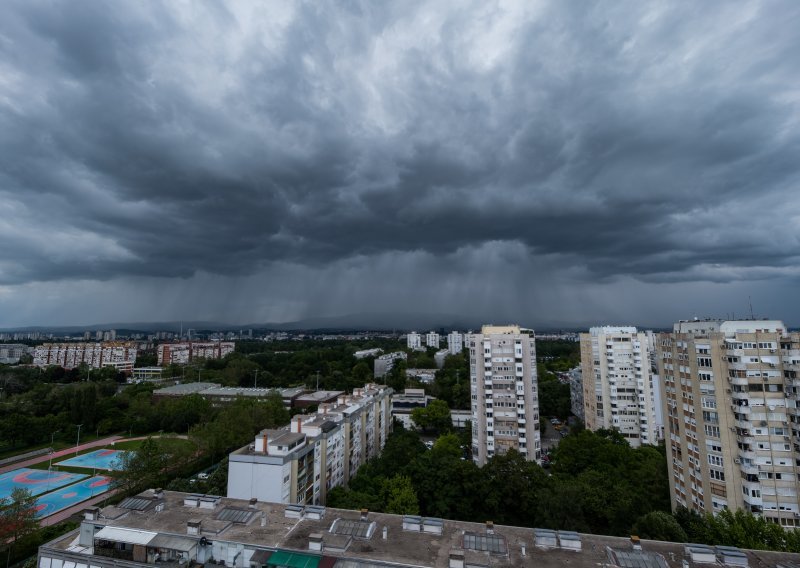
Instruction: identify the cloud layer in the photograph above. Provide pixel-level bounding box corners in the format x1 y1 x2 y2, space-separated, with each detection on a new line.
1 1 799 327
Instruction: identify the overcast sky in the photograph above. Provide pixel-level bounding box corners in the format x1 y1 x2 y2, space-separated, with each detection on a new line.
1 1 799 329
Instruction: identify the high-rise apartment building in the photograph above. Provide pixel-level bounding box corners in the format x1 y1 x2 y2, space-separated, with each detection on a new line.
447 331 463 355
406 332 421 350
426 331 440 348
579 327 662 447
656 319 800 527
468 325 540 466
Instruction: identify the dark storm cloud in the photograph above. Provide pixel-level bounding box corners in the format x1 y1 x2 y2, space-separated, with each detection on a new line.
1 1 800 324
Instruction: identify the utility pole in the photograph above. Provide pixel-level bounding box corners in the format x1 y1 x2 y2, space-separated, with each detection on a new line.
75 424 83 456
254 369 259 388
316 370 320 391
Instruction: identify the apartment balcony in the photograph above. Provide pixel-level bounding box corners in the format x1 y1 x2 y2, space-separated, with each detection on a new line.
740 463 759 476
728 376 749 387
738 448 756 461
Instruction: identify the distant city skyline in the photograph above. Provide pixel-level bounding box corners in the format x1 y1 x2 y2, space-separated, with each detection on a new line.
1 2 799 327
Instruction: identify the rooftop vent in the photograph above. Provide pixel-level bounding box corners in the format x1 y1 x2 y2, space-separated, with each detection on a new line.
83 507 100 521
402 516 422 532
558 531 582 552
285 505 304 519
448 550 465 568
153 488 164 500
249 498 258 509
187 520 201 536
360 508 369 520
305 505 326 520
422 518 444 535
534 528 557 549
485 521 494 534
308 533 323 552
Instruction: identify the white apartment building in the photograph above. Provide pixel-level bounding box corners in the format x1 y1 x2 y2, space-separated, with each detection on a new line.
568 366 584 421
447 332 464 355
657 319 800 527
426 332 440 349
227 384 392 506
33 342 138 371
580 327 662 448
157 341 235 365
406 332 421 350
0 344 30 364
373 351 407 378
469 325 541 466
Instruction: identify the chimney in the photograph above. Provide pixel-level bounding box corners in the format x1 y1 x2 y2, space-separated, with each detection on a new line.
297 417 302 433
360 508 369 521
485 521 494 534
249 498 258 509
187 520 201 536
263 432 268 454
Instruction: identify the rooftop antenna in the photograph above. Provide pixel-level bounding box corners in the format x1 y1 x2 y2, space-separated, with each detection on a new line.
748 296 755 320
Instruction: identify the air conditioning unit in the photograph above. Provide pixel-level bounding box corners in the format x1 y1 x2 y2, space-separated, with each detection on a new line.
770 349 776 353
734 458 741 464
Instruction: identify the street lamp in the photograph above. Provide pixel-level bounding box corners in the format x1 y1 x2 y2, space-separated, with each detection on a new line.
48 430 61 470
75 424 83 456
253 369 259 388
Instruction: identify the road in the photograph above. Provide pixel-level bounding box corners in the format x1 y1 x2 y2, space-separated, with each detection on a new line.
540 420 565 452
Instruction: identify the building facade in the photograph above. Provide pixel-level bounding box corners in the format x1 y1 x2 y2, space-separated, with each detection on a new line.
426 332 440 349
656 319 800 527
33 342 138 372
227 384 393 506
406 332 421 350
447 332 464 355
468 325 541 466
157 341 235 366
568 366 584 421
579 327 661 447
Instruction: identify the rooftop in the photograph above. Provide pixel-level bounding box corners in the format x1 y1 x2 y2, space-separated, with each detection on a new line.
41 490 800 568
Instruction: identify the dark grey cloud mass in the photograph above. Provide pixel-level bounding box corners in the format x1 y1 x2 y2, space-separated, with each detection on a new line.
1 1 799 327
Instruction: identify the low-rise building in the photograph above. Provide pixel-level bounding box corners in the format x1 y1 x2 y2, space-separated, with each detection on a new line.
131 367 164 382
406 368 437 384
354 348 383 359
294 390 346 409
152 383 306 409
391 388 432 428
37 489 800 568
228 384 392 505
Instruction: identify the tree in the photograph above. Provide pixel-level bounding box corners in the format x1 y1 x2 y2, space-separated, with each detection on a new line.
632 511 687 542
114 437 168 494
0 487 39 565
383 476 419 515
411 400 452 433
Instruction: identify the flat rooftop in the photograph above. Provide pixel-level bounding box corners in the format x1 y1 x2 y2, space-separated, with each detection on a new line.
41 490 800 568
152 382 221 395
296 391 345 403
